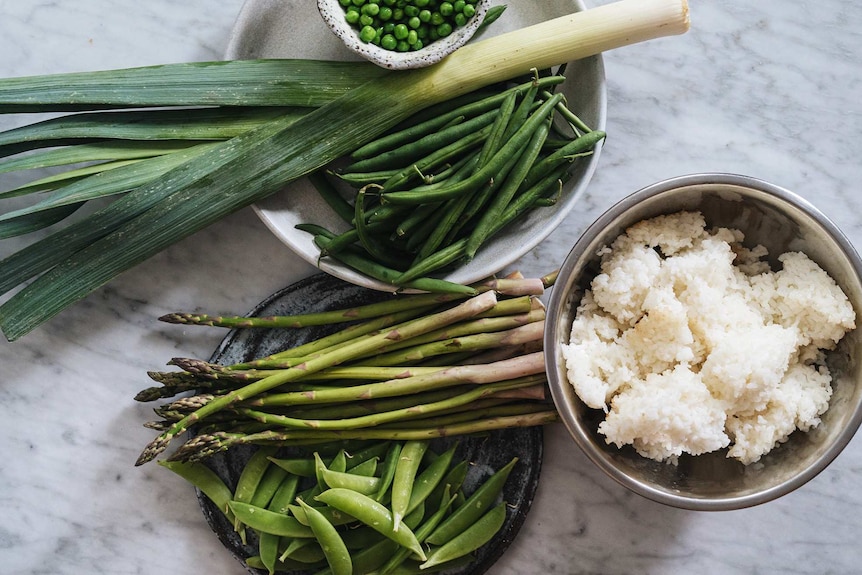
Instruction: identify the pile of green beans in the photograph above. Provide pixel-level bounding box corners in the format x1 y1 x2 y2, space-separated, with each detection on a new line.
339 0 483 52
300 69 605 293
162 439 517 575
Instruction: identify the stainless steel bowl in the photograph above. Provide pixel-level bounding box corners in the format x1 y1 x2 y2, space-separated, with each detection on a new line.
544 173 862 511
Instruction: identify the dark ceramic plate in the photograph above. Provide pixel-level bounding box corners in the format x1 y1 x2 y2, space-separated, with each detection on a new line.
197 273 544 574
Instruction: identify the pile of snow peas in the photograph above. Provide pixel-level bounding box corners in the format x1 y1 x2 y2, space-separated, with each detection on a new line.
163 438 517 575
301 68 605 292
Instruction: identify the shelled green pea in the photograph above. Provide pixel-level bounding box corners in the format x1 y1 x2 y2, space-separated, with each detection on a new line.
338 0 482 52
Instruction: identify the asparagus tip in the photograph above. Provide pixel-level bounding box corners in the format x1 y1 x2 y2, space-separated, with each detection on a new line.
135 434 172 466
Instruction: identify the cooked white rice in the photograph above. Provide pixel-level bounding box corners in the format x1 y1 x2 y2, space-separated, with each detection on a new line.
561 211 856 465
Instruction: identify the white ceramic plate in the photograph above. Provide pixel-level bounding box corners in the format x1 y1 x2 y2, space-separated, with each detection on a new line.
225 0 606 292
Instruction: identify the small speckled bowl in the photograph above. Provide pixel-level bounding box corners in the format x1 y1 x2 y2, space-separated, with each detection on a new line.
544 173 862 511
317 0 490 70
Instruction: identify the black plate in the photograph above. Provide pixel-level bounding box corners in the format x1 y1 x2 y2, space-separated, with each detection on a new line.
197 273 544 574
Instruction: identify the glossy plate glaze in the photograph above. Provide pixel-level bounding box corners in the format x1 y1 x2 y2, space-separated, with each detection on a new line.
225 0 606 292
198 274 544 574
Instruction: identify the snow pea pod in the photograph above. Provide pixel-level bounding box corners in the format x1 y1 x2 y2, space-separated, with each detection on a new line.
425 456 517 546
391 439 429 531
379 487 456 575
158 460 236 523
298 500 352 575
315 488 426 561
322 466 381 496
405 443 458 515
346 456 378 477
287 503 356 527
227 501 315 538
259 473 301 574
421 501 508 569
375 442 402 502
245 555 326 572
315 503 426 575
233 446 277 543
250 463 289 509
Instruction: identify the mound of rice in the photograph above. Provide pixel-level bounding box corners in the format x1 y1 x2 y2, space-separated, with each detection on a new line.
561 211 856 465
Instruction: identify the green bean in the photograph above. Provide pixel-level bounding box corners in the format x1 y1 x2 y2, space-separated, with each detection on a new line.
376 442 402 502
333 167 402 188
542 89 592 134
464 114 552 260
411 193 474 263
425 457 517 546
521 129 606 190
379 124 491 193
294 222 336 241
313 235 476 295
227 501 315 538
474 91 517 170
315 488 426 560
394 202 442 240
346 108 497 173
391 440 430 530
438 141 523 247
158 460 236 523
350 76 563 161
394 238 468 284
309 170 353 224
313 220 387 257
421 501 508 569
355 187 406 270
382 93 563 205
298 500 352 575
502 78 540 142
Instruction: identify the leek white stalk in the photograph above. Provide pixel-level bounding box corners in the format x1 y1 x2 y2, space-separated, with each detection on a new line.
416 0 690 99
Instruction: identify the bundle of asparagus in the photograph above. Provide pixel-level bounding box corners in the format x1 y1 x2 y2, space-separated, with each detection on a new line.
135 272 559 466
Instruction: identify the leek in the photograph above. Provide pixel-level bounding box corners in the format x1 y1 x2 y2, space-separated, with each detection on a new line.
0 59 386 113
0 0 690 340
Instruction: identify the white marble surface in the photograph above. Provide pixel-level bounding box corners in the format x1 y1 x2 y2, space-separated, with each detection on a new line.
0 1 860 574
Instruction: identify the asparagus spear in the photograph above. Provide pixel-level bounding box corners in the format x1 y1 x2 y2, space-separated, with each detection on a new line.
167 411 558 462
135 290 498 465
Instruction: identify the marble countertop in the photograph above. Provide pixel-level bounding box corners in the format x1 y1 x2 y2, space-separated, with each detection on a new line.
1 1 860 574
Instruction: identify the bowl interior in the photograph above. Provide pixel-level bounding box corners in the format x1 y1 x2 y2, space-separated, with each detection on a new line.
545 174 862 510
226 0 607 293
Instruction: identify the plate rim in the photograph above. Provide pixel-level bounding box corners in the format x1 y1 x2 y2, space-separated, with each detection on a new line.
196 273 545 575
